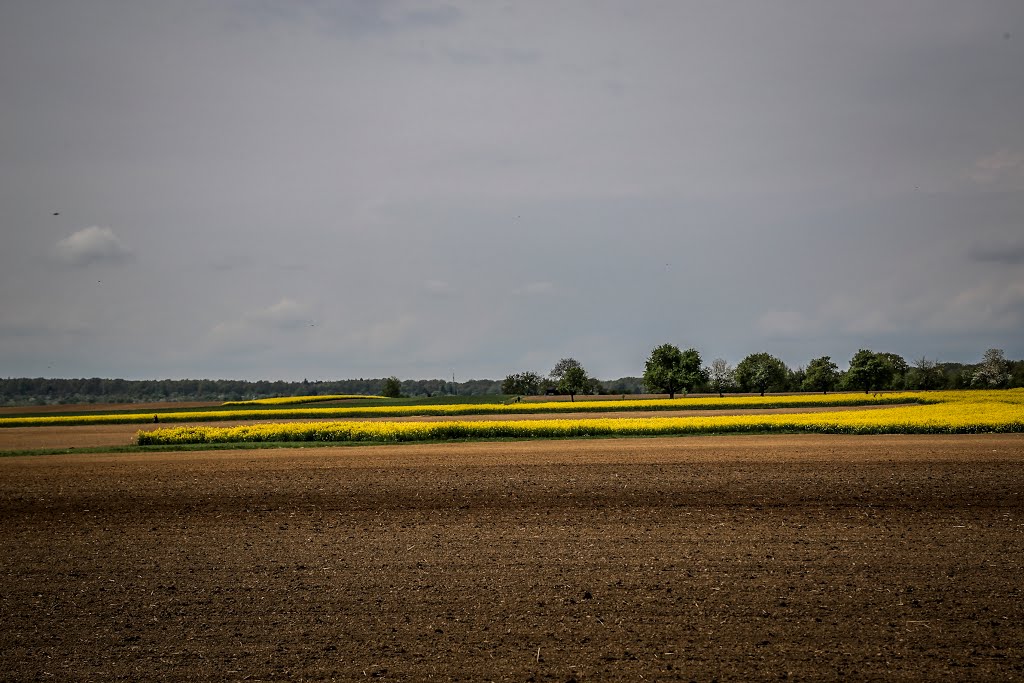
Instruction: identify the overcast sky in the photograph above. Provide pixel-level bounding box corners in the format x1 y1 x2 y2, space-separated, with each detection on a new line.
2 1 1022 381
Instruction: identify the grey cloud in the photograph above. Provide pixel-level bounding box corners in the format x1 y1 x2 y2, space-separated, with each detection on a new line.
206 299 314 355
53 227 133 267
513 282 555 296
927 279 1024 332
240 1 461 36
969 242 1024 265
248 298 314 330
756 311 818 339
440 46 541 66
3 1 1024 380
0 319 88 338
402 5 461 29
423 279 454 296
968 150 1024 187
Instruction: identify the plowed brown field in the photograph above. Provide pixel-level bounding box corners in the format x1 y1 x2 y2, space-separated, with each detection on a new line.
0 401 222 415
2 434 1023 681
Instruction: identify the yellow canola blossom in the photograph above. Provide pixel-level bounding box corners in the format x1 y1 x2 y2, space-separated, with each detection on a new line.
7 389 1024 429
137 397 1024 445
221 394 384 406
2 390 949 428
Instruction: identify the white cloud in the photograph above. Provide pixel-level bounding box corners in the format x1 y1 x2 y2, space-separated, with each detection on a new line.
54 227 133 267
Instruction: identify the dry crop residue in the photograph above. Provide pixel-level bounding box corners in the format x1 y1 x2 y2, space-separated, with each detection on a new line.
1 434 1022 681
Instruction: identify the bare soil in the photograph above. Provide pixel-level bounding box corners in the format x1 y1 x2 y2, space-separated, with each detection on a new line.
1 434 1023 681
0 401 222 415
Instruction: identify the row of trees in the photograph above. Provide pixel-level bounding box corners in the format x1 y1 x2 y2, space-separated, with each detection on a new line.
640 346 1019 396
500 347 1022 401
2 348 1020 406
501 358 597 401
500 359 659 400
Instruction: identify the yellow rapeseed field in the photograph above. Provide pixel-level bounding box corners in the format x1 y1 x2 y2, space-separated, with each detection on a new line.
137 390 1024 445
221 394 383 406
1 391 938 428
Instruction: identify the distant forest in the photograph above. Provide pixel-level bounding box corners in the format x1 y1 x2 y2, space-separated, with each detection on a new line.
2 357 1022 406
0 376 642 406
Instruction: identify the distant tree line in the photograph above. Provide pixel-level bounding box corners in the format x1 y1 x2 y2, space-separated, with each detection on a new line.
1 348 1020 406
501 364 646 400
504 347 1024 399
0 373 650 406
0 376 495 406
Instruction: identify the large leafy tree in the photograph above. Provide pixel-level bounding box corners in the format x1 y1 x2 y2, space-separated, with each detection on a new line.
643 344 707 399
877 352 909 390
845 349 894 393
802 356 840 394
501 371 543 396
734 352 788 396
550 358 590 402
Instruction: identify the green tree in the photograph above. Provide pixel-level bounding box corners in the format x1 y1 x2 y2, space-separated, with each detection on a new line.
706 358 735 397
643 344 707 399
845 350 894 393
550 358 589 402
501 371 543 396
381 376 402 398
734 353 788 396
877 352 909 390
943 363 971 390
972 348 1010 388
802 356 840 394
908 356 943 390
1010 360 1024 389
787 366 807 392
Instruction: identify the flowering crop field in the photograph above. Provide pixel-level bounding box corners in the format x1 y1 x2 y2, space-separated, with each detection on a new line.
221 394 384 406
137 390 1024 445
0 391 940 428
